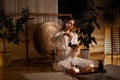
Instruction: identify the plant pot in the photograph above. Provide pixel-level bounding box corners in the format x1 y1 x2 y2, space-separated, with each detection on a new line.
0 52 11 67
80 49 89 59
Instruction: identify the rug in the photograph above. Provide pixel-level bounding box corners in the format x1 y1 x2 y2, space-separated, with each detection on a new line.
22 72 75 80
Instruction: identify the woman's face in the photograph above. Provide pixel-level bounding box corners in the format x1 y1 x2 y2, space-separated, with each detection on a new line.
65 20 75 31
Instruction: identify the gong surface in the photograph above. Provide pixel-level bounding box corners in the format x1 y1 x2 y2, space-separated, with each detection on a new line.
33 22 61 56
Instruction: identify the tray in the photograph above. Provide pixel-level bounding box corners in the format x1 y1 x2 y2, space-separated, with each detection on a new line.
65 67 107 75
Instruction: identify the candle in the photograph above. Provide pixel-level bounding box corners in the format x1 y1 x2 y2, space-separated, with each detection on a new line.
90 64 94 68
74 68 80 73
91 69 94 72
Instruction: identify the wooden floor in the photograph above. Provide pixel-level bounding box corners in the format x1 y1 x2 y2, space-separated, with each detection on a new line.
1 59 53 80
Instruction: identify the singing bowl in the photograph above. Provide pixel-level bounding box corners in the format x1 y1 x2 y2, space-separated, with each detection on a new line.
33 21 61 57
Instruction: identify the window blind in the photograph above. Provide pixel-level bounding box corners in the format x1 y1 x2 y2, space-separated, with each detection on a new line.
104 27 111 54
104 27 120 54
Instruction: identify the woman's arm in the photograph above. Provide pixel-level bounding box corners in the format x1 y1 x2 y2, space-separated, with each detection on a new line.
54 31 65 38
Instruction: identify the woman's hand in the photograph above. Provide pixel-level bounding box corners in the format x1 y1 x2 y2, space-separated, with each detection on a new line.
70 44 79 52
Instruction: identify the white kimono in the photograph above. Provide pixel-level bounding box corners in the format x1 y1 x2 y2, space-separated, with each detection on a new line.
52 31 94 71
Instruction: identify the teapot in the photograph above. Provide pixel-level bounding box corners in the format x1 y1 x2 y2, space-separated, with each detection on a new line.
97 59 104 71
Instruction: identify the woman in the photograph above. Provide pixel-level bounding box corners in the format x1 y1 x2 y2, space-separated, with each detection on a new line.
53 17 94 71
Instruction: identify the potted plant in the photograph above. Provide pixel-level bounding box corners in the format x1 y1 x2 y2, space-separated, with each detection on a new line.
76 0 100 59
0 8 29 67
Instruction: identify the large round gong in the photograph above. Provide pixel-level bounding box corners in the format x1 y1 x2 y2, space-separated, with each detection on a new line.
33 22 61 56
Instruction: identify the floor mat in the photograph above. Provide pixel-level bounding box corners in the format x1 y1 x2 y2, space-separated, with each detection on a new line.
22 72 75 80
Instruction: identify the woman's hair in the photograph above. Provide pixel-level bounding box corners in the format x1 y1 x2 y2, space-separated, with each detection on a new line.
61 16 75 31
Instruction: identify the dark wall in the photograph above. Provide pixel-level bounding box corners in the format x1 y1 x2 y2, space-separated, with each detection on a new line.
58 0 89 19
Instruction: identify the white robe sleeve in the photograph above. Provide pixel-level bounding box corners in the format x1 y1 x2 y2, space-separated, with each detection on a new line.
70 32 78 45
52 31 68 60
